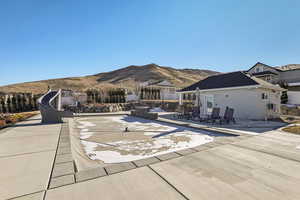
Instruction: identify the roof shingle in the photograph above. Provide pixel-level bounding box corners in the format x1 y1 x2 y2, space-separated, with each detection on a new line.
180 71 259 92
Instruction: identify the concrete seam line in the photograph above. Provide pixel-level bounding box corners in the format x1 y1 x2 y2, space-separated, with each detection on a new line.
103 167 109 176
43 189 46 200
131 161 138 168
154 156 163 161
46 123 63 190
147 165 190 200
7 190 45 200
174 152 182 156
47 174 75 190
232 143 300 163
0 149 56 159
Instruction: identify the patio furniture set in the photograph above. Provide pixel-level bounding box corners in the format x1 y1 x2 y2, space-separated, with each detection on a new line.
176 106 236 125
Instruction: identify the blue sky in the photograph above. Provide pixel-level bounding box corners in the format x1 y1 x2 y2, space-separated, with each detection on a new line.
1 0 300 86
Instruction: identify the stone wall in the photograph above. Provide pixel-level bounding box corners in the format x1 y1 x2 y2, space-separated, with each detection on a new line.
130 107 158 120
72 103 134 113
140 100 179 112
67 101 179 113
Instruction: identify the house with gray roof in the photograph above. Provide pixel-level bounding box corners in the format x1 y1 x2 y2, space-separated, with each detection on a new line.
247 62 300 91
141 80 179 100
178 71 285 120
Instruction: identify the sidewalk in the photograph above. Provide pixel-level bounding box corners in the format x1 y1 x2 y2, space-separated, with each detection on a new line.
0 115 61 199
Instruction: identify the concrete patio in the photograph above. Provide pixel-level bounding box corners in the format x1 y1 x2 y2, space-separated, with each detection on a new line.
158 112 288 133
1 114 300 200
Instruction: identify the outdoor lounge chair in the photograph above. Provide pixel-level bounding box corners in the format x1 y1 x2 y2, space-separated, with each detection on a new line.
219 107 236 124
177 110 189 119
190 107 200 121
183 110 192 120
175 106 184 119
177 112 184 119
201 107 221 123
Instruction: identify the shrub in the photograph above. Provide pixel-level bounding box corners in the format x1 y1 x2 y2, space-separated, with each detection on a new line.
0 120 6 127
1 111 38 126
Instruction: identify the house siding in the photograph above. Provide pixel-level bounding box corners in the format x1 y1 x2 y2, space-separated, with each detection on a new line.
248 63 279 74
281 70 300 85
194 88 281 120
248 63 280 83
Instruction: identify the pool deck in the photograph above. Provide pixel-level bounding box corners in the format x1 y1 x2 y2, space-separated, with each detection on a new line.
1 114 300 200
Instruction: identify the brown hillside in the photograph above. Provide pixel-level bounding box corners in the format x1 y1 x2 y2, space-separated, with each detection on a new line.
0 64 219 94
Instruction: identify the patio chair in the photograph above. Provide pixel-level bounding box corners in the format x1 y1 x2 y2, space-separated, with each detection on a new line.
191 107 201 121
177 112 184 119
175 106 184 119
219 107 236 124
183 109 192 120
201 107 221 123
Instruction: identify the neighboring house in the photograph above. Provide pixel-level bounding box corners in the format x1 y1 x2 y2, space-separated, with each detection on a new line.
141 80 179 100
178 71 285 120
247 62 300 91
61 90 87 107
125 90 139 102
247 62 300 105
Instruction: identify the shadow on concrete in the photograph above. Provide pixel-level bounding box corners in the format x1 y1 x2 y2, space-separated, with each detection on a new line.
119 115 235 138
158 113 288 134
8 122 62 128
22 118 42 122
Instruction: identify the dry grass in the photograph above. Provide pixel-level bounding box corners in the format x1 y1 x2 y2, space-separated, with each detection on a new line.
282 126 300 135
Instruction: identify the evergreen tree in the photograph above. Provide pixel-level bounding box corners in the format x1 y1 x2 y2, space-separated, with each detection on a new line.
158 89 161 100
28 94 33 111
33 95 38 110
86 90 93 104
7 96 12 113
11 95 17 113
96 91 100 103
0 97 5 113
17 94 22 112
142 88 145 99
21 94 27 111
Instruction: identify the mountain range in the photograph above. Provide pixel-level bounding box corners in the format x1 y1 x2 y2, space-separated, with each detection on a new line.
0 64 220 94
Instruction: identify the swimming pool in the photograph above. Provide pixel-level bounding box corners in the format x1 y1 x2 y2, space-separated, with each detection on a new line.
70 115 227 170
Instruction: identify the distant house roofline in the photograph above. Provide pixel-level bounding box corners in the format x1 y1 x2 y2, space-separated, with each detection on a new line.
247 62 283 72
177 85 261 93
147 80 175 87
179 71 284 93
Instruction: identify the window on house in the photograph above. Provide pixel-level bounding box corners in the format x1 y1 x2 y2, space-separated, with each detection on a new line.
267 103 276 111
265 76 272 81
193 94 196 100
262 93 268 100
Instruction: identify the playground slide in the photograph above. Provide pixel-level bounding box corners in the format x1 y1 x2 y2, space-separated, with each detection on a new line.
38 89 63 123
